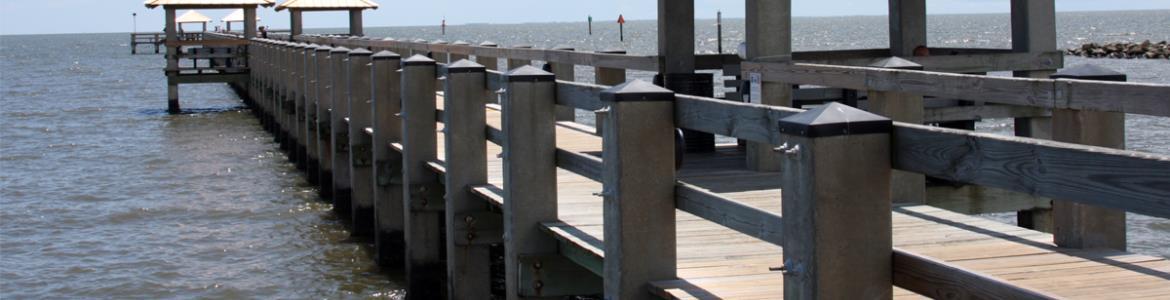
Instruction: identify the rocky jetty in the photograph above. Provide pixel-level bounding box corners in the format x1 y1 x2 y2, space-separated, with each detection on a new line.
1067 40 1169 59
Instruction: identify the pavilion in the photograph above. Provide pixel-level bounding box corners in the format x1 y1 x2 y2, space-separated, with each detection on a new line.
275 0 378 37
175 10 212 32
221 9 261 32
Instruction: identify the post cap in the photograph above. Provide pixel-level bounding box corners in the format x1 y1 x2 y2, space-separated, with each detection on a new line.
778 102 892 138
597 49 627 54
413 38 428 43
479 41 498 47
552 45 575 51
372 50 401 60
513 44 534 49
349 47 373 56
869 57 922 70
331 46 351 54
601 80 676 102
505 65 555 82
382 37 396 41
452 40 471 46
1051 64 1127 81
432 39 448 44
315 45 333 52
402 54 437 66
447 59 486 73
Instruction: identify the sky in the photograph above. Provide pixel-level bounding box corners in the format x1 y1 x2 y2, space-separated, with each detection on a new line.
0 0 1167 35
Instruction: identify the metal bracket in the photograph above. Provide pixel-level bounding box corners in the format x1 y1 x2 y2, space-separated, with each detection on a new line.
517 254 603 297
407 182 445 211
453 211 502 246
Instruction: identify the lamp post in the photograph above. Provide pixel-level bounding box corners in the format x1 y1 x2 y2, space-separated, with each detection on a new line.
133 12 138 33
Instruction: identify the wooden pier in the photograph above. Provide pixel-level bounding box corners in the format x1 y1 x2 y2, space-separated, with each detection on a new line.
149 0 1170 299
130 32 163 54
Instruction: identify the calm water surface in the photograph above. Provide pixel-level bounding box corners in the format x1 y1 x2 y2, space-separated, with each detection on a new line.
2 10 1167 298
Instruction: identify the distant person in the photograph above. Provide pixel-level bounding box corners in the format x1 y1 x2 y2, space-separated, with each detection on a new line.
260 26 268 38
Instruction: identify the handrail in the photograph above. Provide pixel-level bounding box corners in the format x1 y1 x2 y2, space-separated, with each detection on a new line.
743 61 1170 117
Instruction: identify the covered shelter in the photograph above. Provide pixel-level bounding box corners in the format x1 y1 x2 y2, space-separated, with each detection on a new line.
221 9 261 32
144 0 275 113
175 10 213 32
275 0 379 37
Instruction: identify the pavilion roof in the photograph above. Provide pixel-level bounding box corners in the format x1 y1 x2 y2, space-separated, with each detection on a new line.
221 9 261 22
275 0 378 11
144 0 275 9
175 10 213 23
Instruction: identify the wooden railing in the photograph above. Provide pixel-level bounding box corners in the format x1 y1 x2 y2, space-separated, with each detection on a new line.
245 36 1169 299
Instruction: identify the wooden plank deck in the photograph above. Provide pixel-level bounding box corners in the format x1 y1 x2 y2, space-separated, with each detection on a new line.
428 98 1170 299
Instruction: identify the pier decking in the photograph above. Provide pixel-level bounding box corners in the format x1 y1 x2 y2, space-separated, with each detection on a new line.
143 0 1170 298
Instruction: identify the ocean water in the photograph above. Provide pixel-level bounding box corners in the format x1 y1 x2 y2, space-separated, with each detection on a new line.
2 10 1168 298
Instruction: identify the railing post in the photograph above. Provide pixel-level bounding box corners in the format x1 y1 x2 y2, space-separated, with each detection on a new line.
304 44 321 186
501 66 558 299
778 102 892 299
294 43 310 171
593 49 627 135
316 45 336 200
866 57 925 204
431 40 449 63
331 46 353 217
507 44 533 70
476 41 499 71
1051 65 1127 251
449 41 471 62
442 59 493 297
550 45 577 121
400 54 444 298
348 48 375 236
600 80 678 300
371 50 405 268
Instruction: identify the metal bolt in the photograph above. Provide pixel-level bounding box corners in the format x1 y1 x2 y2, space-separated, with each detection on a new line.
464 215 475 223
534 261 542 270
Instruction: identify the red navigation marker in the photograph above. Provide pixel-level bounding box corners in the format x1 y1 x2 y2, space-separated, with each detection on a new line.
617 14 625 24
617 14 626 42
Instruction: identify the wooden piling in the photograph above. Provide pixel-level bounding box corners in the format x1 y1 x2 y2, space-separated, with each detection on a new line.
502 66 558 299
442 59 494 298
889 0 927 57
778 102 893 299
304 44 322 185
330 46 353 217
294 43 310 171
601 80 678 300
165 8 179 113
1051 65 1128 251
371 50 405 268
400 54 444 299
1011 0 1058 232
316 45 336 200
348 48 375 236
866 57 925 204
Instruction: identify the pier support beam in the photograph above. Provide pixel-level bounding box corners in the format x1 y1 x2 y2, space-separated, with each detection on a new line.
744 0 793 171
442 60 494 298
502 66 558 299
243 8 257 39
401 55 444 299
290 10 303 37
1051 65 1127 251
165 7 180 114
779 103 893 299
1011 0 1058 232
348 48 375 237
889 0 926 57
602 80 678 300
331 47 353 218
305 45 322 186
371 50 405 268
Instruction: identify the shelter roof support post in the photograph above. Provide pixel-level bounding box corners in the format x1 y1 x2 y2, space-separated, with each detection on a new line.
658 0 715 153
889 0 926 57
291 9 304 37
743 0 792 171
244 8 257 39
349 9 363 36
1011 0 1059 232
165 7 180 114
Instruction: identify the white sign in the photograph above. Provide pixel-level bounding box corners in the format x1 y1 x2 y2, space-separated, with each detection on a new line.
748 72 762 104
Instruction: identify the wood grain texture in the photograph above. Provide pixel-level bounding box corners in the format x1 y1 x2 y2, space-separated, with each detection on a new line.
893 248 1060 300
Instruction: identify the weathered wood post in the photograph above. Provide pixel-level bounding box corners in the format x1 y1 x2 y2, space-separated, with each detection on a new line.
502 66 558 299
276 41 291 150
316 45 336 200
371 50 405 268
550 45 577 121
304 44 322 185
441 59 494 297
290 9 304 37
744 0 793 171
778 102 892 299
601 80 678 300
867 57 925 204
431 40 449 63
449 41 471 62
348 48 375 236
331 46 353 217
165 7 180 113
1051 65 1127 250
506 44 533 70
475 41 499 71
348 9 364 36
296 43 313 171
889 0 926 57
593 49 627 134
400 54 445 298
1012 0 1058 231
